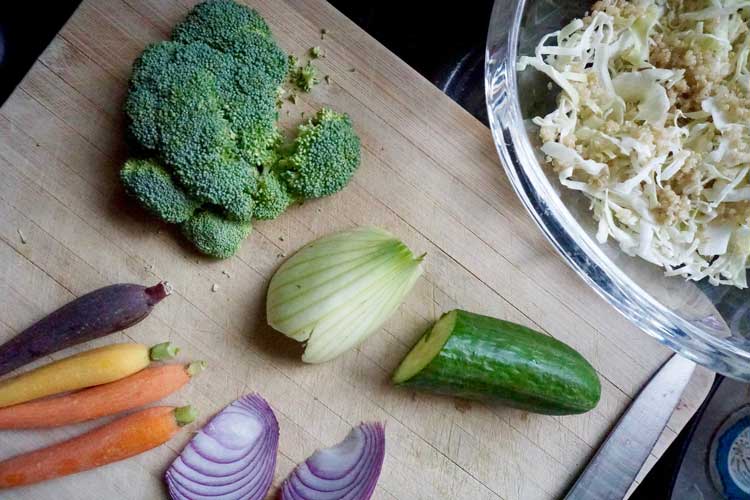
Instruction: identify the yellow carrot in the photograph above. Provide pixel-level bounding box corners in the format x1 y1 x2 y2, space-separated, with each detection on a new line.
0 362 205 429
0 342 178 408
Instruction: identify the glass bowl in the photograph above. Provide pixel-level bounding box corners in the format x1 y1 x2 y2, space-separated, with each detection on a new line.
485 0 750 380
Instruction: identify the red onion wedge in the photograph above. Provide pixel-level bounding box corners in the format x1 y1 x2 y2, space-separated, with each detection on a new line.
165 394 279 500
281 422 386 500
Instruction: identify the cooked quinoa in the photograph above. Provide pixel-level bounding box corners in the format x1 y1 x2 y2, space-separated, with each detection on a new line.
519 0 750 287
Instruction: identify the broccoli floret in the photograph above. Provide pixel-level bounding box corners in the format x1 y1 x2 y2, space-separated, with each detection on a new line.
122 0 362 259
171 0 287 86
120 158 200 223
278 108 361 199
125 4 285 223
173 0 271 40
290 60 319 92
252 171 294 220
181 210 252 258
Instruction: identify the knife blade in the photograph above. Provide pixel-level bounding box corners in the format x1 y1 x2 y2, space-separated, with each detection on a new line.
564 354 697 500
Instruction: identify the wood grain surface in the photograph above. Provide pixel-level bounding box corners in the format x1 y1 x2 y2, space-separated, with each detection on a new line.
0 0 714 498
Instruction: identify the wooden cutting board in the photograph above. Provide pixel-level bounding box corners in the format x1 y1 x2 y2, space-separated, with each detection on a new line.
0 0 714 498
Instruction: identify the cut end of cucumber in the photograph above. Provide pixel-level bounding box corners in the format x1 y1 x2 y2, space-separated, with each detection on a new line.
392 310 457 384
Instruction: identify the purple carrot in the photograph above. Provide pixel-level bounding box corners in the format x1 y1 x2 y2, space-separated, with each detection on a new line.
0 282 172 377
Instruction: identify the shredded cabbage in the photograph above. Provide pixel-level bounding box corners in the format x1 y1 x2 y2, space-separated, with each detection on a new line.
519 0 750 287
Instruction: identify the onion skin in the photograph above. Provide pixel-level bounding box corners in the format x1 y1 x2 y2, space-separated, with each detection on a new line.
281 422 386 500
165 393 279 500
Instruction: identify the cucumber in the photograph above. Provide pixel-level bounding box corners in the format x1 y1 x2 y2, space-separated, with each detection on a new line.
393 310 601 415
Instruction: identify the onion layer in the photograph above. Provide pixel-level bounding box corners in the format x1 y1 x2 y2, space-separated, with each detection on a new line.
281 422 386 500
267 227 424 363
165 394 279 500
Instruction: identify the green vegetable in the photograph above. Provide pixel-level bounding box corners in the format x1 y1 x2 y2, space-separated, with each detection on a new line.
149 341 180 361
278 108 361 199
181 211 252 259
120 159 199 224
309 46 322 59
124 0 283 225
252 171 294 220
290 60 319 92
126 40 279 222
173 405 198 426
393 310 601 415
267 227 424 363
121 0 361 259
171 0 288 86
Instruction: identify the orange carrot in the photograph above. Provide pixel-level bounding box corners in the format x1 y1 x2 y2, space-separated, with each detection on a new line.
0 405 196 489
0 362 205 429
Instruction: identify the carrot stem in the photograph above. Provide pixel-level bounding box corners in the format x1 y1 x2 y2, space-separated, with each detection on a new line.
149 341 179 361
174 405 197 426
186 360 207 376
0 406 191 489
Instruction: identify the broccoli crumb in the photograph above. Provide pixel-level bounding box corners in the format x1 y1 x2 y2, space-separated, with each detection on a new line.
288 93 299 105
309 46 322 59
324 75 331 85
290 60 319 92
275 86 286 107
320 28 327 40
